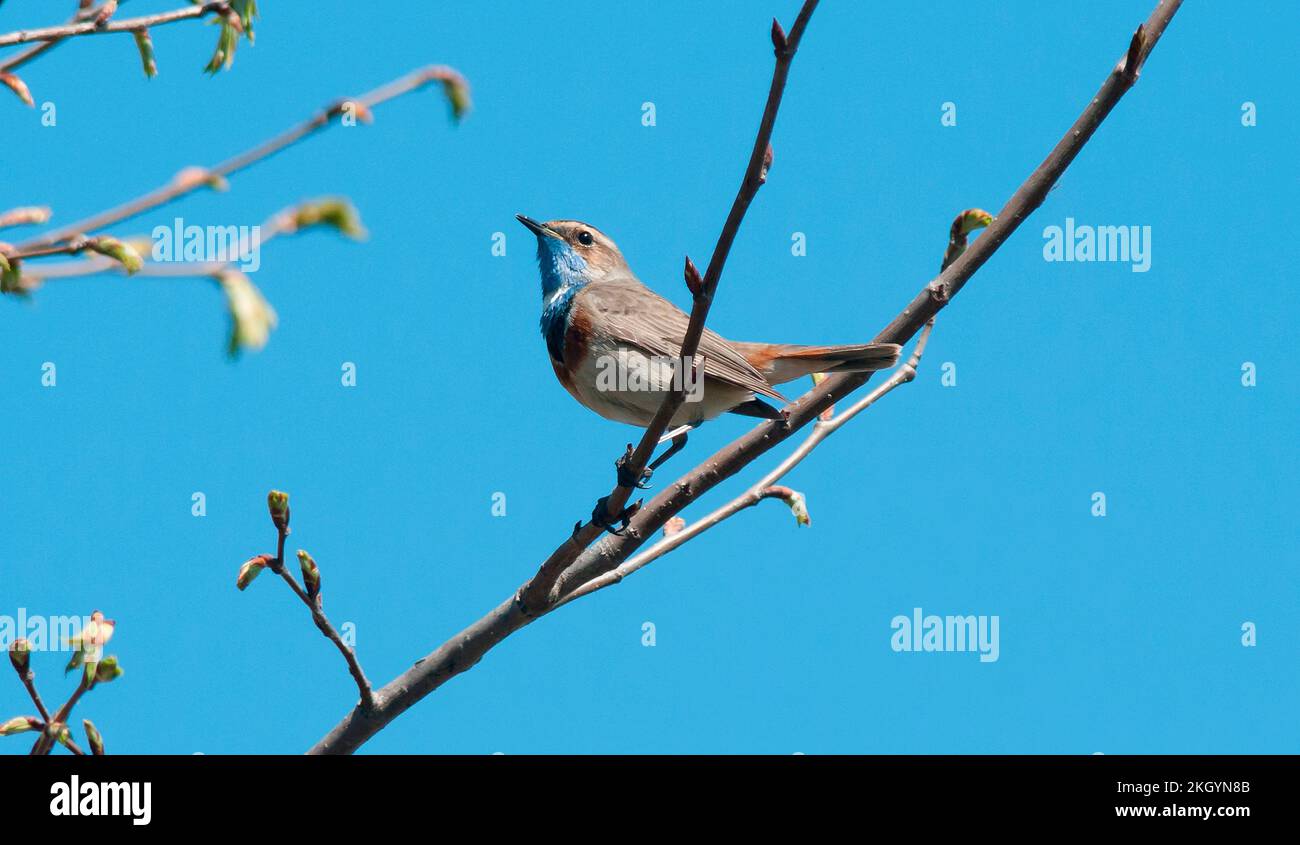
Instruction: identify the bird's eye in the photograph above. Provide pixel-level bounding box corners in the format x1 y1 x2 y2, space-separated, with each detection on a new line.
577 231 594 246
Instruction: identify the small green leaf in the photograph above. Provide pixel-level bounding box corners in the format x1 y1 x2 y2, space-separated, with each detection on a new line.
204 18 239 74
217 270 277 357
0 257 33 296
232 0 259 44
288 199 366 240
85 237 144 274
440 76 472 122
133 29 157 78
957 208 994 236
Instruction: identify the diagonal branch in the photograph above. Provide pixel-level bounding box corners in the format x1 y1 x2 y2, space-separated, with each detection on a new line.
0 0 113 74
308 0 1182 755
562 205 979 605
0 1 226 49
18 672 52 723
30 675 89 755
250 495 376 713
9 198 361 280
13 65 468 252
559 321 935 606
518 0 820 613
271 562 376 714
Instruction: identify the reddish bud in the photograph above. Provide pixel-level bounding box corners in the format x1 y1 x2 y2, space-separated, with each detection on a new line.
771 19 788 55
684 256 704 297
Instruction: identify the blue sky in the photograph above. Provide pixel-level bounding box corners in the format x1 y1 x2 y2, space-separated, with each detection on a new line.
2 1 1296 754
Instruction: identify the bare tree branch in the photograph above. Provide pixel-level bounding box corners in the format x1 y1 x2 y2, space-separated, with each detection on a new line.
6 616 121 756
10 198 362 281
9 643 52 723
11 65 469 253
61 737 87 755
308 0 1182 754
0 1 225 49
242 494 376 712
271 555 377 714
0 0 110 75
30 676 89 755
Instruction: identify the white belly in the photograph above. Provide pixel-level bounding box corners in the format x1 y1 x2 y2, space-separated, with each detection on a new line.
568 338 754 428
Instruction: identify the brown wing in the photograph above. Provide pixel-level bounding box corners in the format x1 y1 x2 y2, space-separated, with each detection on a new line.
576 278 787 402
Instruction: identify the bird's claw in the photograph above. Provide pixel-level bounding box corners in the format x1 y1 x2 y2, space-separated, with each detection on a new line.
614 444 653 489
591 496 642 536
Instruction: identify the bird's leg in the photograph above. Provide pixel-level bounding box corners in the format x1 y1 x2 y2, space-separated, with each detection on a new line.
583 445 650 537
634 424 695 486
592 426 689 535
611 427 693 493
591 496 642 535
647 429 689 475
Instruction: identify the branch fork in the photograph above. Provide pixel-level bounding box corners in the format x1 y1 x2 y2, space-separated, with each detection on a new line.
239 491 376 713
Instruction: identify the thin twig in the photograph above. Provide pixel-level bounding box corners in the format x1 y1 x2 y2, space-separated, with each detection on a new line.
0 1 226 48
30 677 89 755
14 65 467 252
0 1 119 73
18 673 52 723
9 200 348 281
518 0 820 612
308 0 1183 755
270 528 376 713
559 322 935 606
0 36 60 73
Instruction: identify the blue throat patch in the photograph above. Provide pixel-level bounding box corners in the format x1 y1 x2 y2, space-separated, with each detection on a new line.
537 237 588 362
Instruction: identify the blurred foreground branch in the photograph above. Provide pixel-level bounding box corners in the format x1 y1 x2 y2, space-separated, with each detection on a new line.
1 63 469 355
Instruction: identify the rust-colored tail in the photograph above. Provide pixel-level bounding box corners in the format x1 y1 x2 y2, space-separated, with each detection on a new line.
731 341 902 386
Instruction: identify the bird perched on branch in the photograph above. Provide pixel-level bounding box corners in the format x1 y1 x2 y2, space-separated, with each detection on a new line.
517 215 901 432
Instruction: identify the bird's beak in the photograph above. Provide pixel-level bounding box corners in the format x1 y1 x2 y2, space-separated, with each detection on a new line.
516 214 559 239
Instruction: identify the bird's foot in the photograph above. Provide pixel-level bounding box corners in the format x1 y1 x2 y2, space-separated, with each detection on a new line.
615 443 653 489
591 496 642 536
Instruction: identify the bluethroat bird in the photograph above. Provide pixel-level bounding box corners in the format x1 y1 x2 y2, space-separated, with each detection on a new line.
518 215 902 441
